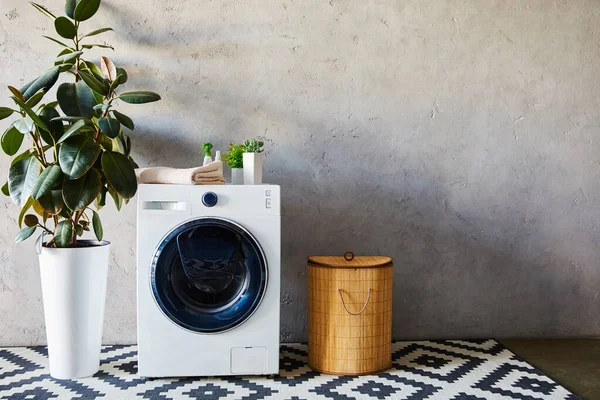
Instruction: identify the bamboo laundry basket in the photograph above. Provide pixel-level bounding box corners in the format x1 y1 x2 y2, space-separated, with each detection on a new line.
307 251 393 375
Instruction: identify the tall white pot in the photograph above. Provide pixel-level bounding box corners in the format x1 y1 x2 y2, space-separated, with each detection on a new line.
243 152 264 185
39 241 110 379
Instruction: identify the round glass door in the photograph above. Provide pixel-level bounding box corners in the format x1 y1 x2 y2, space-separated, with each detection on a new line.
151 218 267 333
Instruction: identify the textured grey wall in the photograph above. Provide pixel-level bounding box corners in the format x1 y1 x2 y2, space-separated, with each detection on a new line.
1 0 599 346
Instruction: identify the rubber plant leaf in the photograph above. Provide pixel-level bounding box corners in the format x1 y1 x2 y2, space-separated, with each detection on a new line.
62 168 102 211
118 91 161 104
101 151 137 199
82 27 113 38
54 221 73 247
18 197 35 228
8 156 42 207
15 226 36 244
38 189 65 215
112 110 134 130
57 81 96 118
54 16 77 39
92 209 103 241
65 0 76 18
1 126 24 156
31 165 63 200
98 117 120 138
38 106 65 145
58 136 101 179
73 0 101 22
30 2 56 19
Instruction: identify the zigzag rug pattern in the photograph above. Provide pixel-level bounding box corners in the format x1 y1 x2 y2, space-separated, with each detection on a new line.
0 340 579 399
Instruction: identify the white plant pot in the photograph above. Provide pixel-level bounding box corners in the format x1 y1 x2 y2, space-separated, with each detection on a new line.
38 240 110 379
243 153 264 185
231 168 244 185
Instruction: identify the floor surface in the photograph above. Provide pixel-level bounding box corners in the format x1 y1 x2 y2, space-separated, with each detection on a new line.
501 339 600 400
0 340 579 399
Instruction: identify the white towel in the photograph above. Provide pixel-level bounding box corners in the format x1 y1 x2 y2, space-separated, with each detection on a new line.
135 161 226 185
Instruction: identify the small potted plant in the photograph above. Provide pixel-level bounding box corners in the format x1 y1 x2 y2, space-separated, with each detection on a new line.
0 1 160 379
223 142 245 184
243 138 265 185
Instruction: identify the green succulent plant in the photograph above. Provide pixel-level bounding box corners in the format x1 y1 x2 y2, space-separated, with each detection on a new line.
222 142 245 168
0 0 161 248
243 138 264 153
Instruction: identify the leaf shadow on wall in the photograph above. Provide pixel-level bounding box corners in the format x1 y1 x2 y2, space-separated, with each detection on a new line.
100 2 598 342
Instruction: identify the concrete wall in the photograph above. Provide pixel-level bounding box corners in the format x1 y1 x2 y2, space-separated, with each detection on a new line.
0 0 599 345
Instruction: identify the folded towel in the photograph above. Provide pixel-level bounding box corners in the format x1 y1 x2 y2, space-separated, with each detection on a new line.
135 161 226 185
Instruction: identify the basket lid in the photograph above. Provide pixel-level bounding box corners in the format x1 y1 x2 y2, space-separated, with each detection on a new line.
307 251 392 268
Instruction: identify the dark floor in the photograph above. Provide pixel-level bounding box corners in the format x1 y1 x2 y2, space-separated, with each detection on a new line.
500 339 600 399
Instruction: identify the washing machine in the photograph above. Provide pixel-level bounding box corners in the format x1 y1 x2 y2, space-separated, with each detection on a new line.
136 184 280 377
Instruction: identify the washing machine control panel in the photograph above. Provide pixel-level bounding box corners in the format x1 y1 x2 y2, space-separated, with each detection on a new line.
202 191 218 207
138 185 280 216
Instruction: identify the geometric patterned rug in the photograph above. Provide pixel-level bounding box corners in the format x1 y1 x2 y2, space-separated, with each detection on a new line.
0 340 580 399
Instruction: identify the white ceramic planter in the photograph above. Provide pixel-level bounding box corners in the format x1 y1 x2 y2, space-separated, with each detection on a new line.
243 153 264 185
231 168 244 185
39 240 110 379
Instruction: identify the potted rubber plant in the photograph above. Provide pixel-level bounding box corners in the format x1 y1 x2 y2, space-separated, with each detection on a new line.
243 138 264 185
223 142 245 184
0 0 160 379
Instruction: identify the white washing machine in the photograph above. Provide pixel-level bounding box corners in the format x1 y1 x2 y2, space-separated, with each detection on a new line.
136 184 280 377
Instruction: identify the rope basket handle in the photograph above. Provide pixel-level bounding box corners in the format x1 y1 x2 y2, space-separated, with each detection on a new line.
338 288 372 316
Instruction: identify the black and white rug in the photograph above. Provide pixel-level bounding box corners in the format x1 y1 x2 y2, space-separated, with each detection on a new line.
0 340 579 399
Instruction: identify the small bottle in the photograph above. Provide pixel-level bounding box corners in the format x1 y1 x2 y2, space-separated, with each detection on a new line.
200 142 213 166
214 150 223 173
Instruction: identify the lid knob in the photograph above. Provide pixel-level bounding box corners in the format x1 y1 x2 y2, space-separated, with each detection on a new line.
344 251 355 261
202 191 218 207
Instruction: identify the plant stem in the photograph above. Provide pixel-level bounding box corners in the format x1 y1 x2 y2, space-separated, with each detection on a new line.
74 21 80 80
29 129 47 167
37 224 53 235
70 218 77 245
95 98 114 141
74 210 83 225
53 139 58 162
34 127 47 164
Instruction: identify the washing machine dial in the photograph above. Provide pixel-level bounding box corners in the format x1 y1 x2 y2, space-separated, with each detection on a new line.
202 192 218 207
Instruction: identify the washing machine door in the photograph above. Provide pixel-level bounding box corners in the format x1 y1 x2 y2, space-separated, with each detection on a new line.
151 217 268 333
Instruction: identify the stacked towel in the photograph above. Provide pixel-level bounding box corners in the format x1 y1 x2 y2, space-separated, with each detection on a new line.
135 161 225 185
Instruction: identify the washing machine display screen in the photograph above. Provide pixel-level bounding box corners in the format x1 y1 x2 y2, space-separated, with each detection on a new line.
151 218 267 333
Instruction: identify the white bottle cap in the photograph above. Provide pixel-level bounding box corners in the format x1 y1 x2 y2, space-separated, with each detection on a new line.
215 150 222 160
